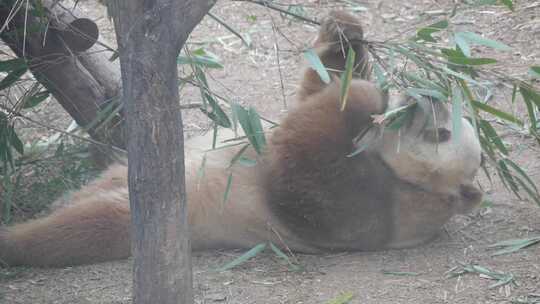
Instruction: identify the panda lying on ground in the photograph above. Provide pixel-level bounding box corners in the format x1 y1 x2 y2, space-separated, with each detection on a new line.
0 11 482 267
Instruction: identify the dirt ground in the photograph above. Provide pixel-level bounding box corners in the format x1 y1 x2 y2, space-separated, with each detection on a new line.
1 0 540 303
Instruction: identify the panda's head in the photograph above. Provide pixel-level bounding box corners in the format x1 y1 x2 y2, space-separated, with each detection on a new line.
359 94 483 213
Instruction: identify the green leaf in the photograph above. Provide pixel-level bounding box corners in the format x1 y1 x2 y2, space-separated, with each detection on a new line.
406 88 447 101
479 120 508 155
451 86 463 143
489 236 540 256
248 107 266 151
415 20 448 42
200 93 232 128
442 66 482 86
218 243 267 271
0 58 26 72
304 49 331 84
520 85 540 108
195 67 210 108
382 271 420 276
498 159 519 193
340 47 356 111
22 90 50 109
449 264 516 289
212 124 218 149
0 66 28 90
326 292 354 304
269 243 301 271
387 106 416 130
177 48 223 69
529 66 540 79
500 0 514 11
448 57 497 66
238 156 257 167
222 172 233 206
455 31 511 51
454 34 471 57
519 85 540 137
471 100 522 125
402 72 447 93
228 144 250 168
232 104 266 154
194 67 231 128
505 159 540 201
7 128 24 155
196 154 207 185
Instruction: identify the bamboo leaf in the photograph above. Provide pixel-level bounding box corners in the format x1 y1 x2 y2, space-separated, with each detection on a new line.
228 144 250 168
22 90 50 109
406 88 447 101
222 172 233 206
196 154 207 185
232 104 266 154
451 86 463 143
402 72 447 93
304 49 331 84
326 292 354 304
506 160 539 194
238 156 257 167
520 85 540 108
177 48 224 69
382 271 420 276
387 107 416 130
512 172 540 206
500 0 514 11
269 243 301 271
7 127 23 155
0 66 27 90
455 31 511 51
529 66 540 79
218 243 267 271
454 34 471 57
479 120 508 155
248 107 266 152
471 100 522 125
442 66 482 86
0 58 26 72
200 93 232 128
498 159 519 193
340 47 356 111
415 20 448 42
489 236 540 256
519 85 539 136
448 57 497 66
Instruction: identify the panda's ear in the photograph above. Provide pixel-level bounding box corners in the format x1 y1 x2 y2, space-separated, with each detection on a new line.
58 18 99 53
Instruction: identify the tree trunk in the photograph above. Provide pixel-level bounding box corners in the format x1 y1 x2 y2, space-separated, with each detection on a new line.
111 0 214 303
0 0 125 147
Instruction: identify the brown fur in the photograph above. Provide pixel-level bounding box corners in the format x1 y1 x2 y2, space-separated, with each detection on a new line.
0 11 482 267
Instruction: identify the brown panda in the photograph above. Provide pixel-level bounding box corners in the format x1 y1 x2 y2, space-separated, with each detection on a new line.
0 11 482 267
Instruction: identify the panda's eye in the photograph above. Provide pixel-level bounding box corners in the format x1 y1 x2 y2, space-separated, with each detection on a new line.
423 127 451 143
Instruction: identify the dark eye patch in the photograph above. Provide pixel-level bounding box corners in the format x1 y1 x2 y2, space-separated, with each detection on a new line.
423 127 451 143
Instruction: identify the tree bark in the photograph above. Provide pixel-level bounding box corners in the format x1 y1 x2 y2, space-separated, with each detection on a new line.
111 0 214 303
0 0 125 147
